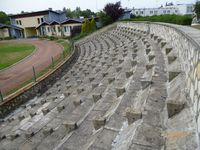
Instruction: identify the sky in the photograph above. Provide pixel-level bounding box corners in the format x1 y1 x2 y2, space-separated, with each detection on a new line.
0 0 196 14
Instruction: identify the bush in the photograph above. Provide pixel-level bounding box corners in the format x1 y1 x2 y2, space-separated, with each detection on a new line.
81 23 87 34
194 1 200 19
81 18 93 34
72 32 88 41
47 36 58 41
85 19 91 33
2 37 14 40
123 15 192 25
98 11 113 26
90 18 96 31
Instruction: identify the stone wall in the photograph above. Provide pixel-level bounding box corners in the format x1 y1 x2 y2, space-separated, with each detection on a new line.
119 21 200 144
0 46 79 119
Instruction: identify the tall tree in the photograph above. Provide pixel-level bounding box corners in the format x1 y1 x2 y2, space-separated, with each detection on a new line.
81 22 86 34
65 8 73 18
194 1 200 19
81 9 95 18
97 11 112 26
103 1 124 22
0 11 10 24
98 1 124 27
90 18 96 31
73 7 82 18
85 19 91 33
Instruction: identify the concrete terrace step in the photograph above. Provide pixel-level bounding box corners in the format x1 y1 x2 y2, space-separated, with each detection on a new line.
0 22 198 150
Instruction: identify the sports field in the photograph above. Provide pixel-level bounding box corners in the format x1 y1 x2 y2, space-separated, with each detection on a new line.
0 42 35 70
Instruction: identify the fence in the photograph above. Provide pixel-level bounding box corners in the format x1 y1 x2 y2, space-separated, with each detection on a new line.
0 39 74 101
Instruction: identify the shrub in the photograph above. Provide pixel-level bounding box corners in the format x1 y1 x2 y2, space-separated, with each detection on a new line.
81 23 87 34
3 37 13 40
85 19 91 33
123 15 192 25
47 36 58 41
194 1 200 19
81 18 92 34
90 18 96 31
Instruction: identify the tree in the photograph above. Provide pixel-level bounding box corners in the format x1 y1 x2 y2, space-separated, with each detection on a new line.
81 18 93 34
73 7 82 18
85 19 91 32
63 7 96 19
194 1 200 19
0 11 10 24
81 23 86 34
98 1 124 27
97 11 113 27
103 1 124 22
90 18 96 31
65 8 73 18
81 9 95 18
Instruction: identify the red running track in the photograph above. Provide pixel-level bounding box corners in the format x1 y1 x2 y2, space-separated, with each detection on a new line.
0 39 63 94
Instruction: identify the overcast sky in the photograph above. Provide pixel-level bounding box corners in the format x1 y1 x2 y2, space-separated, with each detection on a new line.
0 0 196 14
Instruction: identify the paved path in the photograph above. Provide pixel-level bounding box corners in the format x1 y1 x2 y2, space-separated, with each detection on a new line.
0 39 63 94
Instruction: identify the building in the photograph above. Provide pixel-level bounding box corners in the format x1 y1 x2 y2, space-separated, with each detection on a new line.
0 23 23 39
36 18 83 37
131 4 194 17
9 9 83 38
120 9 132 20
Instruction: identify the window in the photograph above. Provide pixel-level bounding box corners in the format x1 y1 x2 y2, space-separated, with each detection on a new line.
47 27 50 32
37 18 40 24
64 26 71 33
187 6 193 13
52 26 56 32
58 26 61 32
136 11 138 15
16 20 18 24
19 20 22 25
140 11 143 14
41 18 44 23
163 10 166 14
64 26 67 32
167 10 170 14
154 11 158 14
150 11 153 14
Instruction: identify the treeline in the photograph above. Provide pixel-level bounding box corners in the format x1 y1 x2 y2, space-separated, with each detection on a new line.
0 11 10 24
63 7 96 18
124 15 193 25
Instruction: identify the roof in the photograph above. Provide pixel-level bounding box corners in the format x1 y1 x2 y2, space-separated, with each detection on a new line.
124 10 132 13
50 20 60 25
0 23 22 30
9 10 65 19
36 18 84 29
61 19 84 24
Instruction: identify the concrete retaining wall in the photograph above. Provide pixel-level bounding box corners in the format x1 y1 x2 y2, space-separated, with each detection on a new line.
119 21 200 144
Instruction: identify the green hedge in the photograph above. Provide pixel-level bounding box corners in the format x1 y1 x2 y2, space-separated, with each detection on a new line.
123 15 193 25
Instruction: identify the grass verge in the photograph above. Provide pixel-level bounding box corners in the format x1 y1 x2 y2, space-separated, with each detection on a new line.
0 42 35 70
3 39 72 97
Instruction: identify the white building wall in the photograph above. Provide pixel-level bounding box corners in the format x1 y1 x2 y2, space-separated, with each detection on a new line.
176 4 193 15
132 4 193 17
